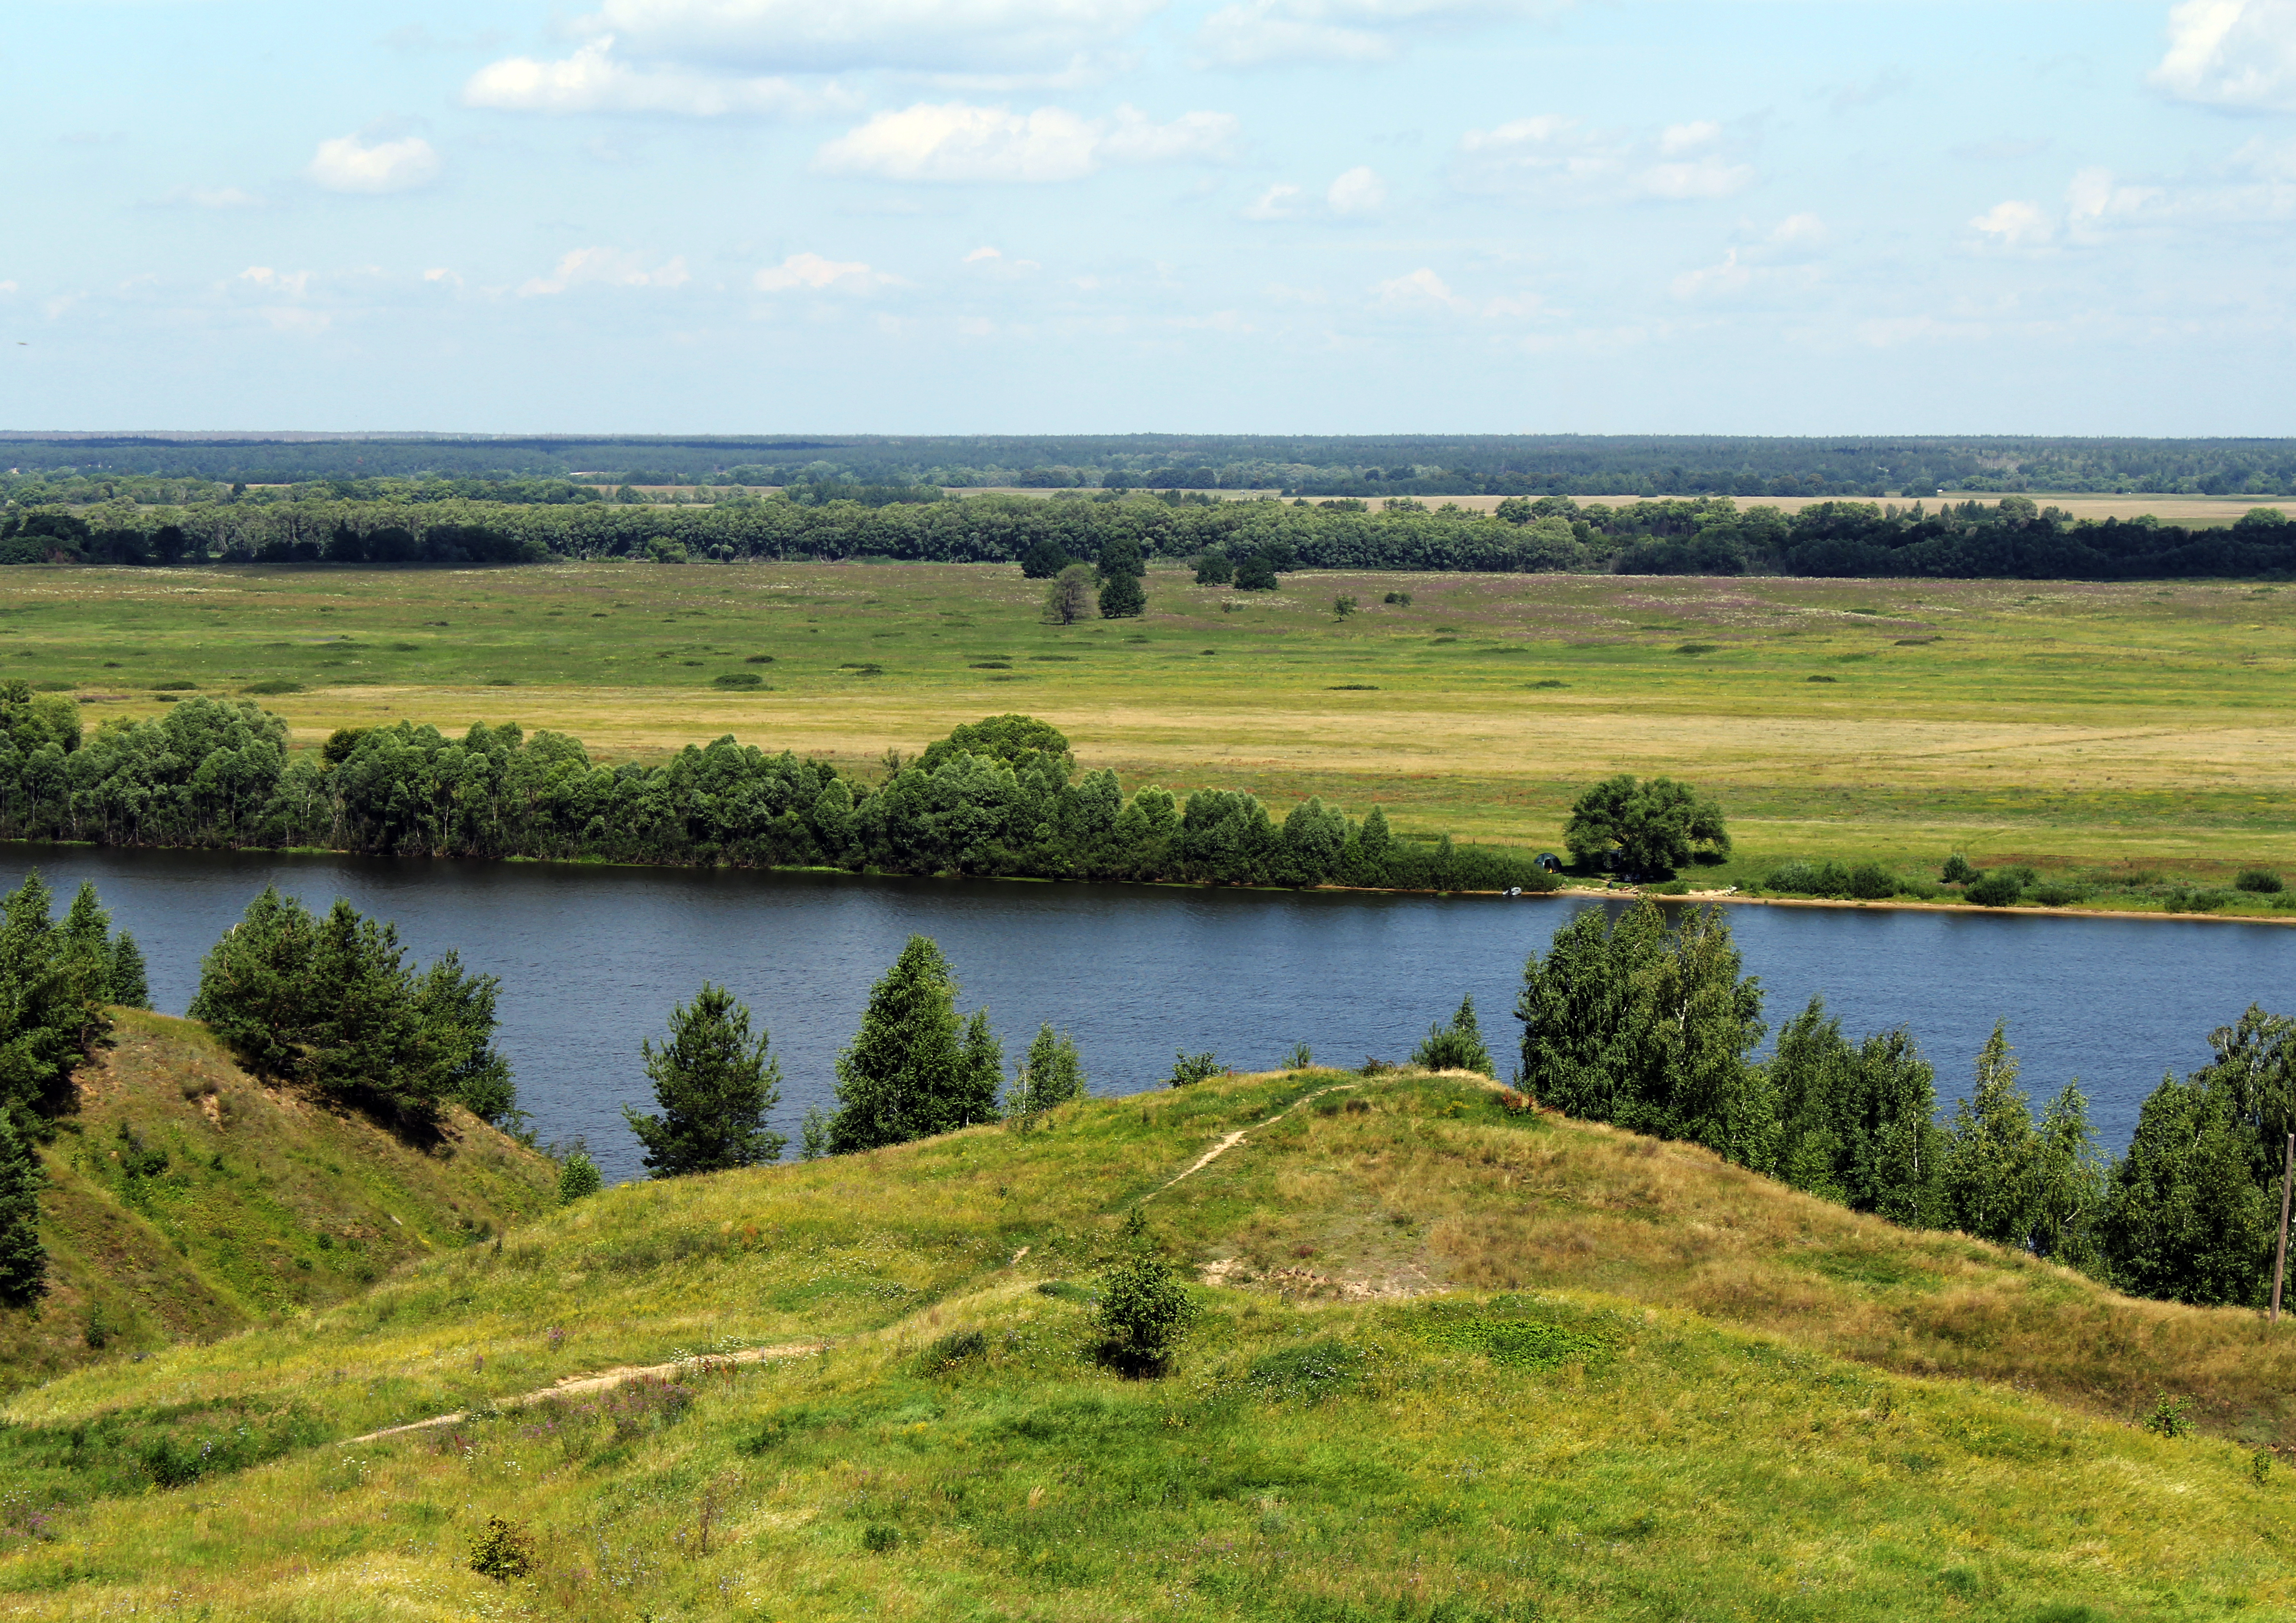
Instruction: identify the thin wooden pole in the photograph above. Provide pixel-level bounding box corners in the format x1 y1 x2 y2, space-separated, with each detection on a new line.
2273 1133 2295 1326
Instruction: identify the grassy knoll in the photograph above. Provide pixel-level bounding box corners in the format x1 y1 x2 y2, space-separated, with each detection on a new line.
13 559 2296 883
3 1068 2291 1619
2 1011 556 1394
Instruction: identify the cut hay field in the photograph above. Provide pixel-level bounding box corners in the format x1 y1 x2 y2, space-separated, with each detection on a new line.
14 559 2296 883
4 1058 2290 1621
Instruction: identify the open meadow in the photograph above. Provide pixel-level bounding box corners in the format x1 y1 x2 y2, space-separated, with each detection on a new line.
15 558 2296 884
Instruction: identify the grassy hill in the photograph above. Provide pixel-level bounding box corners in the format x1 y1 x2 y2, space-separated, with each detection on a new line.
1 1066 2289 1620
1 1009 556 1393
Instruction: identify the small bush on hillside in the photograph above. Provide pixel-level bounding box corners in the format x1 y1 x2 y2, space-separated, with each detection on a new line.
2162 887 2229 913
1280 1042 1313 1071
1767 860 1851 897
2143 1392 2193 1439
2235 868 2284 894
557 1148 601 1205
468 1516 536 1582
1411 996 1495 1077
2030 882 2086 908
914 1328 988 1376
1941 854 1977 885
862 1524 901 1553
1964 872 2024 908
1382 590 1412 606
1093 1215 1198 1377
1168 1050 1222 1088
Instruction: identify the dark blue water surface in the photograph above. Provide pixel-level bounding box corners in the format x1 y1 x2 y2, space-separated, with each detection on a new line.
14 846 2294 1183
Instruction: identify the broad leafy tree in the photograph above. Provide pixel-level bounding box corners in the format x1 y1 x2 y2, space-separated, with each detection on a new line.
1563 774 1729 874
1007 1023 1086 1118
1044 564 1094 624
623 983 786 1176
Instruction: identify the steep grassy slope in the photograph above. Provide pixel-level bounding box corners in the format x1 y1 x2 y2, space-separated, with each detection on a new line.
1 1009 557 1392
1 1068 2289 1620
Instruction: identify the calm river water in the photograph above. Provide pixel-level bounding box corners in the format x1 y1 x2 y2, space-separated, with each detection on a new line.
15 846 2294 1183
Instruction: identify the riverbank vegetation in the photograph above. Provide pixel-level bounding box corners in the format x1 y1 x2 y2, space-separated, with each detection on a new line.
2 1061 2291 1620
2 701 1562 894
9 559 2290 888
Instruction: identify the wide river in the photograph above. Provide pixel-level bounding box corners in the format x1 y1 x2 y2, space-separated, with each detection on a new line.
15 847 2293 1182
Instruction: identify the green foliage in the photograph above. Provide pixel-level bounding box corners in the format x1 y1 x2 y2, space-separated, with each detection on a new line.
2143 1392 2194 1439
623 983 786 1177
1096 570 1146 619
1964 871 2025 907
1244 1338 1363 1400
1168 1050 1222 1088
1564 774 1729 875
468 1515 536 1581
0 1109 47 1308
914 1328 989 1376
1845 862 1898 900
1 873 139 1124
861 1523 901 1553
1383 590 1413 606
1279 1042 1313 1071
1092 1219 1198 1377
2256 1450 2275 1488
1332 595 1357 620
1006 1024 1086 1121
1770 997 1941 1225
557 1148 603 1205
1043 563 1095 624
1193 548 1234 586
2236 868 2285 894
1941 854 1977 885
190 889 516 1131
1421 1313 1608 1371
1934 1025 2107 1272
1411 995 1495 1077
1018 537 1071 578
2102 1071 2269 1305
828 937 999 1153
1231 550 1280 591
1516 900 1774 1171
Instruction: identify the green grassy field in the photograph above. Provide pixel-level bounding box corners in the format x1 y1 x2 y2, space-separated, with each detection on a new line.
3 1049 2290 1621
3 1011 556 1395
15 560 2296 886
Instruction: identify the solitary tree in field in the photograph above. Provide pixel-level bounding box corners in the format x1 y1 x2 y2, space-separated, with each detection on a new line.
1007 1023 1086 1120
1563 774 1729 874
1098 569 1146 618
827 936 1001 1153
1412 995 1495 1077
1045 565 1095 625
623 983 785 1177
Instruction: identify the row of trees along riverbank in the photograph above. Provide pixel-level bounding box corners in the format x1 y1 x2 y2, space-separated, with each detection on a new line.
0 701 1563 894
8 487 2296 580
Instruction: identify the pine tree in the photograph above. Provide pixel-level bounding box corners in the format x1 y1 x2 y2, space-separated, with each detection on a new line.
0 1108 46 1308
107 933 150 1009
1412 995 1495 1077
828 936 1000 1152
623 983 786 1177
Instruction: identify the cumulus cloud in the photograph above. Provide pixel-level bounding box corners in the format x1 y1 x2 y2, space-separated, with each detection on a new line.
1326 165 1386 214
815 101 1234 182
1452 115 1753 202
565 0 1165 74
1968 198 2051 246
238 266 312 297
754 252 899 291
1195 0 1562 68
1243 182 1306 219
1373 267 1470 310
2066 166 2161 228
305 133 442 194
2152 0 2296 111
464 36 847 116
517 247 691 296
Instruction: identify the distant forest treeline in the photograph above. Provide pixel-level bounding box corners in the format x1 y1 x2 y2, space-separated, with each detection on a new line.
0 698 1559 896
5 431 2295 500
8 485 2296 581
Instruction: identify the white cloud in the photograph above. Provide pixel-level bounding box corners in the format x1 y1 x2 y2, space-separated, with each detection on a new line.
567 0 1164 74
1373 267 1470 311
1327 165 1386 214
0 282 17 297
463 36 848 117
1243 182 1306 219
1770 212 1827 246
305 134 442 194
2065 166 2161 227
1671 247 1750 300
964 246 1003 262
238 266 312 297
815 101 1234 182
1195 0 1561 68
1453 115 1753 202
517 247 691 296
2152 0 2296 111
754 252 899 291
1969 198 2050 246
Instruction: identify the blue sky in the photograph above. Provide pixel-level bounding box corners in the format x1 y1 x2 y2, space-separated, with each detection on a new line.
5 0 2293 435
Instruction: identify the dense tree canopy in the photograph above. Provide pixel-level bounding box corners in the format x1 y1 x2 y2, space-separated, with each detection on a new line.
1563 775 1729 875
623 983 786 1177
